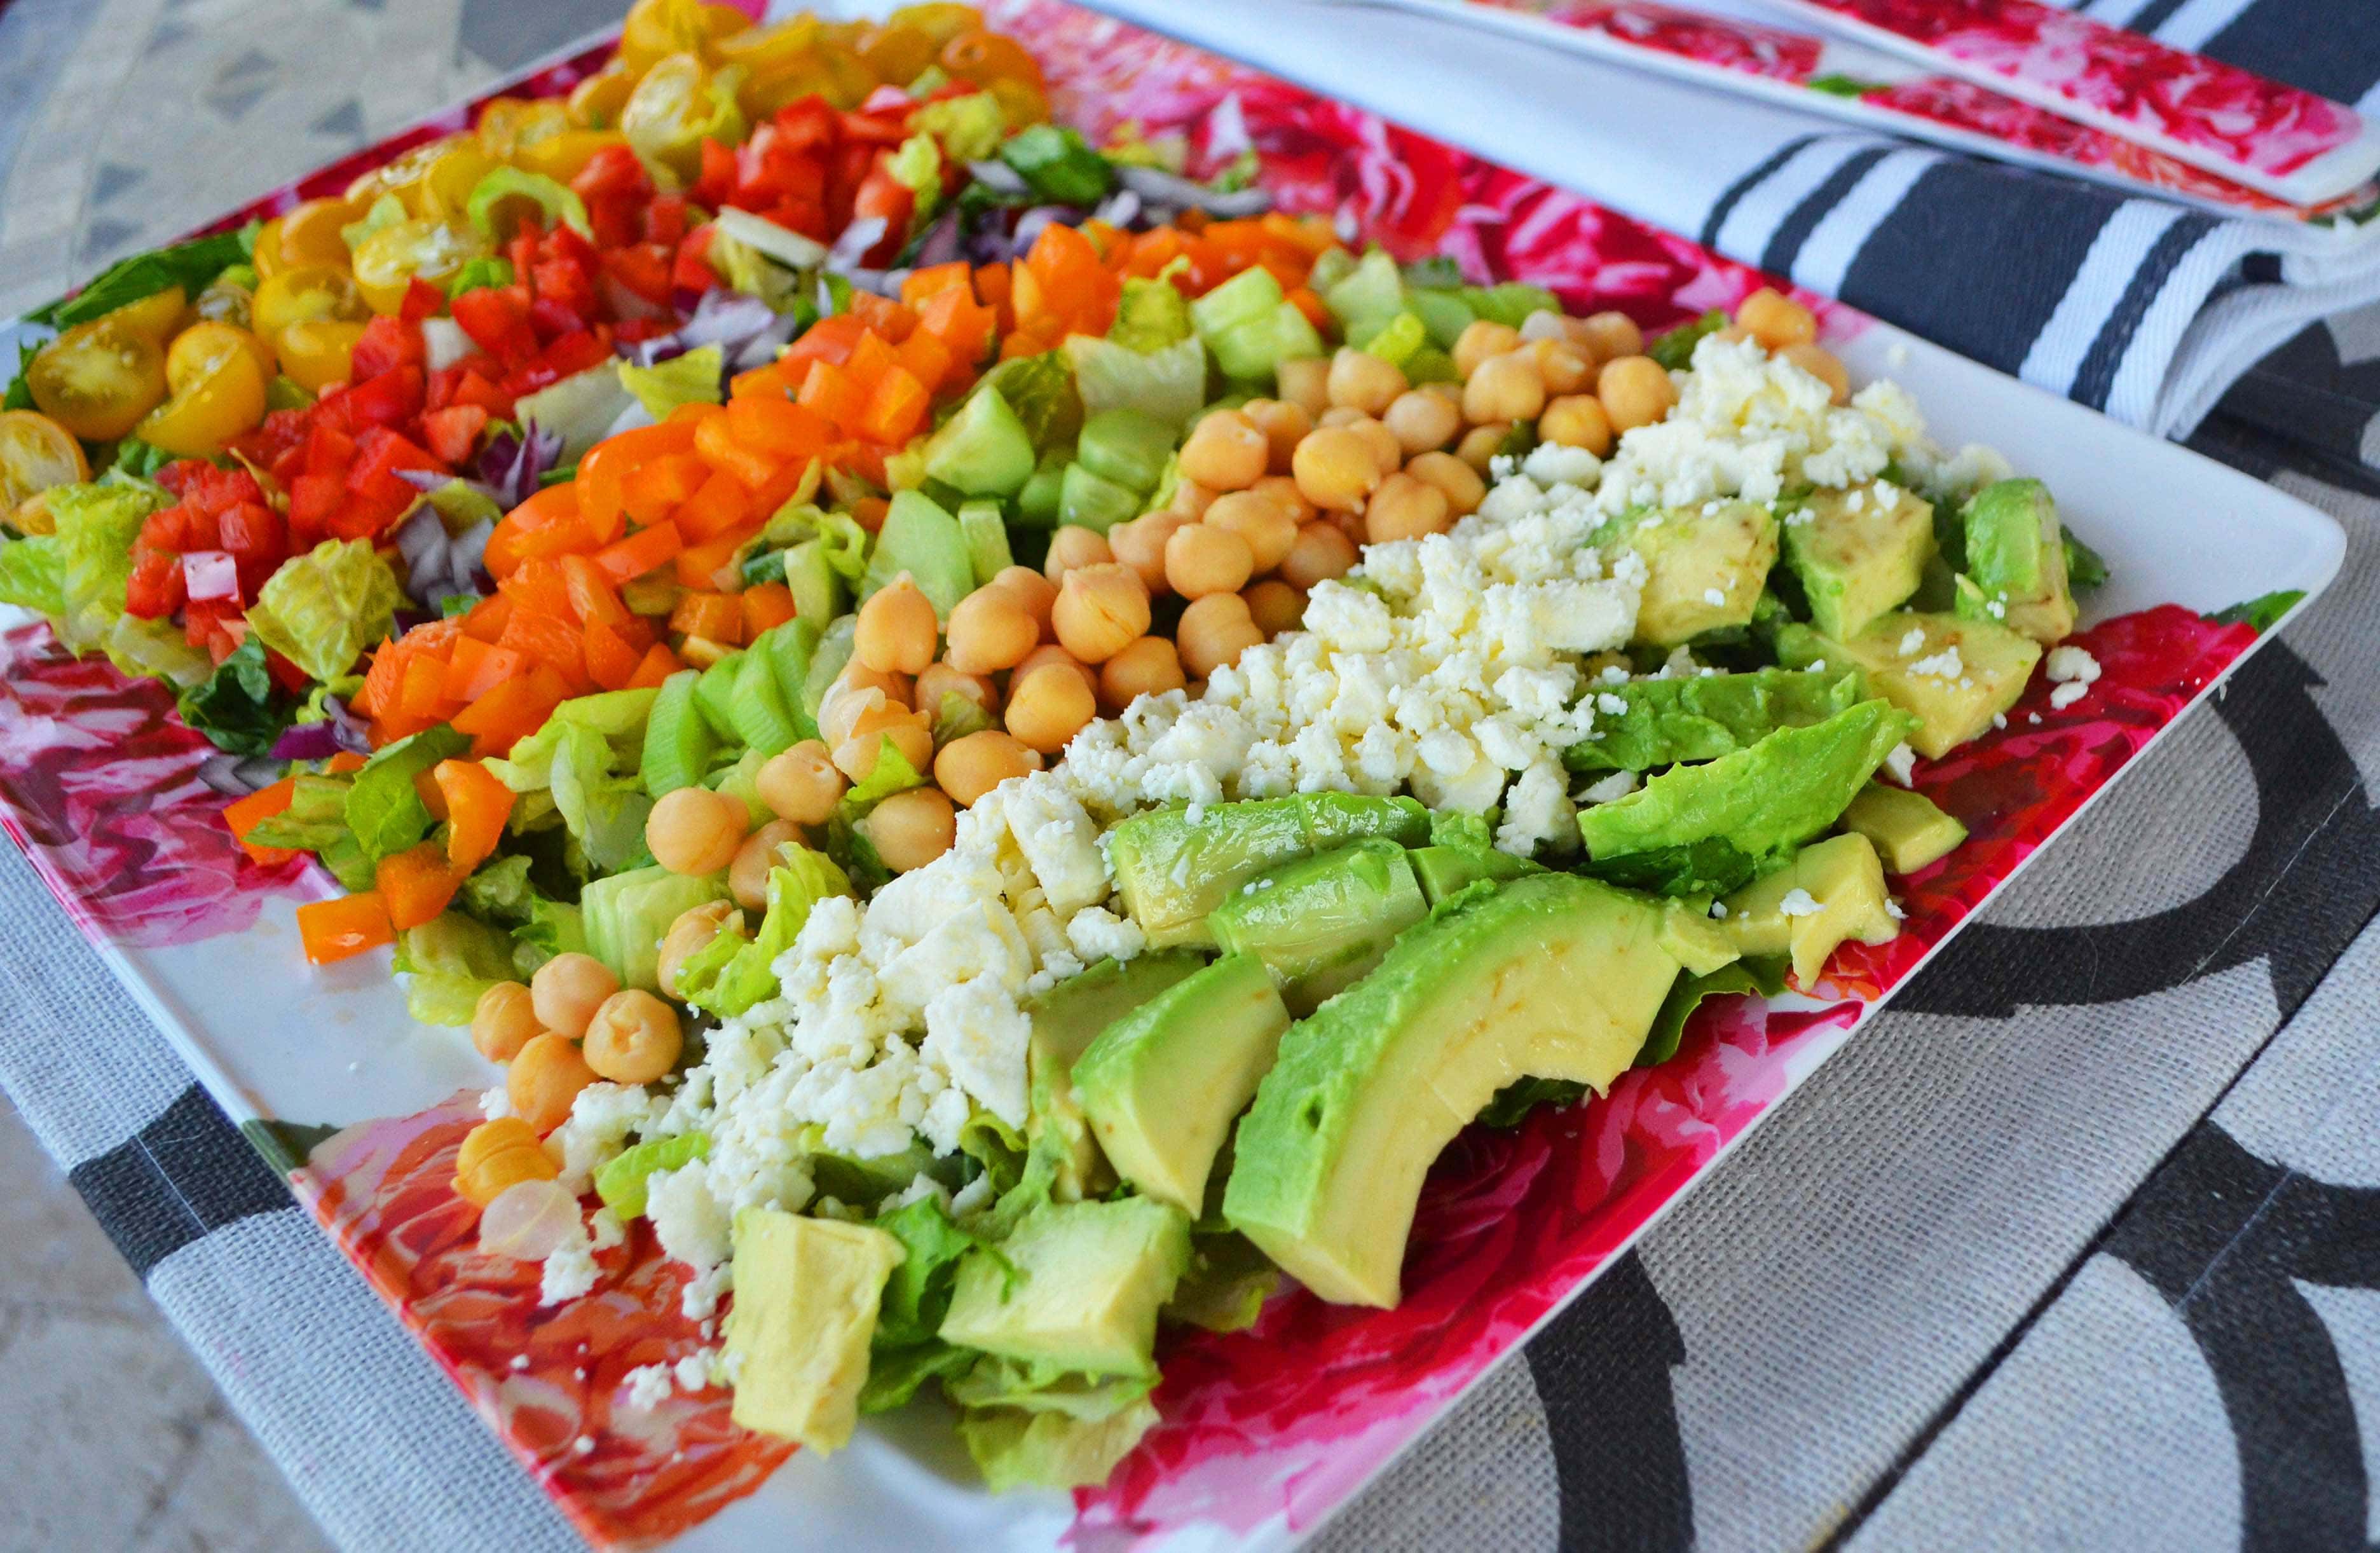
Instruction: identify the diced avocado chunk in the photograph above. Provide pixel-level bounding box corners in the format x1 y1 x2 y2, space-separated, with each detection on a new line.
639 668 716 797
1782 481 1936 640
1074 407 1176 496
1107 794 1432 948
957 1397 1162 1493
1409 842 1541 905
1578 699 1917 875
1840 783 1966 873
922 384 1035 498
723 1208 906 1454
1658 900 1742 976
1779 610 2041 758
1022 950 1210 1203
1716 832 1899 985
1074 954 1291 1214
1608 501 1777 646
1564 667 1866 772
1953 477 2076 645
692 651 748 744
863 491 975 617
957 499 1013 588
1057 463 1141 533
1206 840 1428 1014
940 1198 1193 1378
580 864 731 992
1226 873 1697 1308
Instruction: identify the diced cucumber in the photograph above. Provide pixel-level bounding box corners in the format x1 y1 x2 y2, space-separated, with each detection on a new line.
730 645 804 756
802 614 856 721
694 652 748 746
1410 289 1475 349
1015 449 1069 530
1210 304 1325 384
781 538 841 626
1074 407 1176 496
639 669 717 797
1058 462 1142 533
958 500 1014 587
921 385 1036 497
1191 266 1286 339
758 618 821 743
861 490 975 617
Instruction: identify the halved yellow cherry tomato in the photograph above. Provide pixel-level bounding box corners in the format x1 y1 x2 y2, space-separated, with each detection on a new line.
168 321 276 388
856 22 938 86
277 197 366 271
620 0 716 73
253 266 369 339
514 129 627 184
251 216 289 281
0 411 90 520
567 65 639 130
195 277 256 330
274 318 367 393
475 99 572 161
891 4 989 48
622 53 748 179
416 144 499 225
106 285 194 345
351 220 484 315
345 138 455 215
26 317 168 441
138 340 268 458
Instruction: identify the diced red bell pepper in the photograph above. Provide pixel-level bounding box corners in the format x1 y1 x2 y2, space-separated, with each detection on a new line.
601 243 674 308
288 474 347 541
674 227 719 294
400 277 446 324
421 404 490 465
342 365 426 430
351 315 426 381
571 143 652 202
217 500 284 566
125 550 185 619
451 284 541 365
347 427 444 509
643 194 689 247
538 328 610 381
527 294 587 343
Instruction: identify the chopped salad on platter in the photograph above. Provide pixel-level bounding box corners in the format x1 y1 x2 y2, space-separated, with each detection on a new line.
0 0 2170 1497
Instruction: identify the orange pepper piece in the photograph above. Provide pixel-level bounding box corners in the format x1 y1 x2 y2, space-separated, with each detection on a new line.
434 758 516 872
222 777 299 867
298 892 396 964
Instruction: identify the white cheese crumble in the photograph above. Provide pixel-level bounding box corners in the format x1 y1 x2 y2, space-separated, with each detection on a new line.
1881 742 1917 786
538 1228 597 1306
2045 645 2102 710
1908 646 1963 680
623 1364 675 1412
1777 888 1822 919
1897 627 1926 657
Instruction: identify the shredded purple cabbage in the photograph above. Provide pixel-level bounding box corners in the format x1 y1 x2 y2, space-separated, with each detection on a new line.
390 505 494 608
477 421 564 509
200 752 285 797
828 216 889 272
1115 164 1274 219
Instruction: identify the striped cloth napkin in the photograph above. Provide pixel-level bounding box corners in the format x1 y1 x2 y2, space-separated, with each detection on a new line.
1085 0 2380 477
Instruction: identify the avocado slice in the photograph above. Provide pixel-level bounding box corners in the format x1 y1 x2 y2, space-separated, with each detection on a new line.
1778 610 2041 758
1409 842 1542 905
1207 840 1430 1014
1953 477 2076 645
1107 794 1431 949
1564 666 1868 772
1840 783 1966 873
1022 951 1209 1202
957 1398 1163 1494
1782 481 1936 640
940 1198 1194 1378
1605 501 1778 647
1225 873 1721 1307
722 1207 906 1454
1578 699 1916 877
1716 831 1900 984
1074 954 1292 1214
921 383 1036 498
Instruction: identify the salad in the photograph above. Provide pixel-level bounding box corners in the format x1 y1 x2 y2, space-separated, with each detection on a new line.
0 0 2126 1498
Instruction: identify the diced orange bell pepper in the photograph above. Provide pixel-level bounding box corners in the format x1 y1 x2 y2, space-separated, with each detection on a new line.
849 495 890 533
460 592 514 644
693 411 780 490
484 483 587 578
741 582 797 637
298 892 396 965
622 453 711 525
859 364 929 445
354 635 407 719
726 395 831 461
453 675 561 755
779 313 868 374
577 421 697 546
748 456 819 522
559 553 630 629
582 617 642 690
626 641 682 689
844 330 900 392
594 520 685 584
894 329 954 395
797 360 866 434
446 638 528 703
900 262 973 307
670 591 744 644
222 777 299 867
328 750 369 774
433 758 516 872
845 291 916 343
398 652 451 720
496 558 574 621
498 607 589 689
673 469 756 542
376 842 462 932
414 767 449 822
675 524 755 588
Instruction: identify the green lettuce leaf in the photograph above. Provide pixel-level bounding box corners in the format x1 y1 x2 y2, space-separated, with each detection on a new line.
483 687 657 790
0 535 65 615
176 639 292 757
680 847 852 1017
1650 309 1728 371
957 1397 1161 1492
858 1341 978 1414
465 167 592 242
102 613 213 688
243 772 352 853
873 1197 994 1351
1478 1076 1587 1130
27 229 250 330
444 255 516 299
346 725 470 863
1 480 172 667
1065 332 1206 428
247 538 402 685
594 1132 709 1220
1638 955 1789 1068
618 345 725 422
1110 270 1193 352
842 735 926 811
999 124 1112 205
914 91 1006 163
406 973 498 1027
969 353 1082 455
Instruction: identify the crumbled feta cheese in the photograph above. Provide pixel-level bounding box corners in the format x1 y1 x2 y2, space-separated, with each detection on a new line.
478 1086 513 1121
1064 905 1145 964
1908 646 1963 680
1578 769 1640 805
549 1084 657 1194
2049 681 2089 709
1777 888 1822 919
1521 441 1602 488
674 1351 716 1392
589 1207 625 1252
1881 742 1917 786
1709 901 1728 920
624 1364 675 1412
539 1228 598 1306
1885 898 1907 921
1897 627 1926 657
2045 645 2101 685
1702 587 1728 608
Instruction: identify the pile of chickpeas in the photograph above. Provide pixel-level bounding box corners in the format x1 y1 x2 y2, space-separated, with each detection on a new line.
466 951 683 1144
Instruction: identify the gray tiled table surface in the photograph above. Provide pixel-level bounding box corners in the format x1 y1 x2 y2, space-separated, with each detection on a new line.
0 2 622 1547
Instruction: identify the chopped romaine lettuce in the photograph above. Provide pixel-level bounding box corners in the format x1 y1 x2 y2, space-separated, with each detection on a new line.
582 864 730 990
1109 270 1193 353
465 167 592 242
594 1132 710 1219
999 124 1112 205
175 639 291 757
679 847 852 1016
618 345 725 423
0 479 167 663
1065 332 1206 428
346 725 469 863
26 228 250 331
246 537 402 685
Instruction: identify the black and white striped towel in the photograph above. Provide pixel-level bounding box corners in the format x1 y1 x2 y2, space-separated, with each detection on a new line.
1091 0 2380 482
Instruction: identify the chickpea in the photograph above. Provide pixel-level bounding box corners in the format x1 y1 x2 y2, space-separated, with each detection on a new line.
730 819 801 910
1577 310 1644 364
509 1032 597 1133
915 661 997 721
1538 393 1614 456
454 1117 559 1207
1406 450 1488 516
1353 415 1404 474
934 729 1041 807
1241 397 1312 472
854 573 938 676
470 981 543 1063
1013 643 1096 697
1166 475 1218 519
530 951 620 1039
1780 341 1850 405
1204 490 1297 574
1292 425 1383 511
646 785 748 875
860 786 957 872
657 900 739 999
1244 578 1305 637
833 713 931 784
1043 524 1112 582
1325 347 1407 416
583 989 685 1085
1177 409 1269 492
1382 388 1460 455
1177 592 1264 678
1052 563 1151 662
1366 472 1454 544
1597 354 1679 432
1004 662 1098 755
1096 636 1186 713
1463 350 1548 425
1453 318 1523 380
944 586 1039 673
1279 521 1359 589
1531 339 1596 396
1106 511 1187 594
1276 355 1330 418
837 660 913 709
756 740 845 824
1163 520 1254 599
1519 308 1571 343
1251 474 1317 528
1317 405 1367 428
1455 423 1508 474
1736 285 1816 351
988 564 1058 638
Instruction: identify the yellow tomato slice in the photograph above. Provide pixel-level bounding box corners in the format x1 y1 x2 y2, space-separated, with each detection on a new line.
253 266 369 339
252 216 290 281
417 144 499 225
620 0 715 73
138 344 268 458
0 411 91 516
274 318 368 392
351 220 484 315
105 285 193 344
26 318 168 441
513 129 627 184
167 321 276 390
278 198 366 270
